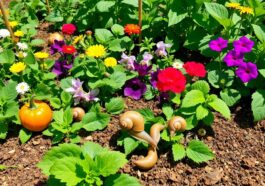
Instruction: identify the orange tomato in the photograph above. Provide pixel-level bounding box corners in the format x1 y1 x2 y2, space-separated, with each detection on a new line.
19 100 53 132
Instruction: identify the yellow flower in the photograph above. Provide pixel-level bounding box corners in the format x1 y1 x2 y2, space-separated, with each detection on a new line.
79 53 85 58
9 62 26 73
34 52 49 59
9 21 18 28
86 44 106 58
239 6 254 15
226 2 241 9
14 30 24 37
72 35 83 45
104 57 117 67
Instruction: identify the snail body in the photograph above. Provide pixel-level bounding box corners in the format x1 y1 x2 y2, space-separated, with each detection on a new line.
167 116 187 137
134 146 158 170
119 111 156 148
72 107 85 121
150 123 165 145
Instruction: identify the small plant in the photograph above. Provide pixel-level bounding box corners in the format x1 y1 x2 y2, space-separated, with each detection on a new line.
38 141 141 186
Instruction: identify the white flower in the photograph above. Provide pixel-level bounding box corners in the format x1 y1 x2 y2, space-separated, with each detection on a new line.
16 82 30 95
16 51 28 58
0 29 10 38
172 59 184 69
17 42 28 50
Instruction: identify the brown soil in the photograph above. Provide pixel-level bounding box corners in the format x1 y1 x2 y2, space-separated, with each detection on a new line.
0 98 264 186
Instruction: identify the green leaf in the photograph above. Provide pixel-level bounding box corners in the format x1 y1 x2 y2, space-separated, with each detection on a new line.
104 174 141 186
251 90 265 121
144 84 155 100
185 114 198 130
162 104 174 120
168 9 188 27
61 91 72 105
82 112 110 131
220 89 241 107
30 39 45 46
0 165 8 171
196 105 209 120
96 1 115 12
109 71 127 89
94 151 127 177
37 143 83 175
202 111 214 126
172 143 186 161
63 107 73 125
121 0 138 7
49 157 86 186
106 97 125 114
0 123 8 139
2 81 18 101
181 90 205 108
95 29 114 44
252 24 265 42
0 49 15 64
19 128 32 144
82 141 108 159
191 80 210 95
111 24 124 36
50 98 61 109
208 97 231 119
186 140 214 163
123 137 139 155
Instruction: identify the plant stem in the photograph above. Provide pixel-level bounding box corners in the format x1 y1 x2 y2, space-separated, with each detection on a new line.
0 1 15 43
45 0 51 14
29 97 36 109
138 0 142 44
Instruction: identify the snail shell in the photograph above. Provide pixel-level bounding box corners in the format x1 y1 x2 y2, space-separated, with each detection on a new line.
168 116 187 136
119 111 144 132
72 107 85 121
48 32 64 45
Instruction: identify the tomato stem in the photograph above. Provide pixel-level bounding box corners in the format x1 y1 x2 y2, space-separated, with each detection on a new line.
29 97 37 109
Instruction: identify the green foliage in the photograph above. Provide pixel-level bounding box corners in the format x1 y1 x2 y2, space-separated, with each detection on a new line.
105 97 125 114
19 128 32 144
251 90 265 121
181 90 205 108
186 140 214 163
172 144 186 161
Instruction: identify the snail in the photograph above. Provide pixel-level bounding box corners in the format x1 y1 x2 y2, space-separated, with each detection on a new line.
134 123 165 170
167 116 187 137
119 111 156 148
48 32 64 45
72 107 85 121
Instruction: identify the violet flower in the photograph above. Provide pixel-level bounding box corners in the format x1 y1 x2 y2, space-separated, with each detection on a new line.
158 92 170 102
119 53 136 70
50 40 65 55
141 52 153 65
83 89 99 102
52 60 73 76
155 41 172 57
223 50 244 67
124 78 147 100
209 37 228 52
134 62 152 76
233 36 254 53
150 69 160 88
235 62 258 83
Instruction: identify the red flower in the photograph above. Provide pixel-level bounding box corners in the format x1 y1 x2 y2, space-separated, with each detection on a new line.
183 61 206 77
156 67 186 93
124 24 141 35
62 45 76 54
62 24 76 35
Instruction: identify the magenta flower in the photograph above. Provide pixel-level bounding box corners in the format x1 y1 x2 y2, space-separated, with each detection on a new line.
50 40 65 55
235 62 258 83
133 62 152 76
155 41 172 57
223 50 244 67
233 36 254 53
119 53 136 70
209 37 228 52
150 69 160 88
52 60 73 76
124 78 147 100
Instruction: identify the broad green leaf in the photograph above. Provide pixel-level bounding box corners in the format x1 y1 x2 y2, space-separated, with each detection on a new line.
96 1 115 12
202 111 214 126
63 107 73 125
108 37 132 52
144 84 155 100
50 98 61 109
251 90 265 121
161 130 184 142
220 89 241 107
106 97 125 114
208 97 231 119
186 140 214 163
19 128 32 144
181 90 205 108
172 143 186 161
196 105 209 120
111 24 124 36
191 80 210 95
30 39 45 46
162 104 174 120
104 174 141 186
37 144 83 175
168 9 188 27
53 110 64 124
185 114 198 130
82 112 110 131
121 0 138 7
123 137 139 155
136 108 154 122
95 29 114 44
207 69 234 88
0 49 15 64
94 151 127 177
49 157 86 186
0 123 8 139
82 141 108 159
252 24 265 43
109 71 127 89
2 81 18 101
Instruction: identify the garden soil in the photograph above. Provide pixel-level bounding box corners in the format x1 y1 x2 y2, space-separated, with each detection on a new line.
0 22 264 185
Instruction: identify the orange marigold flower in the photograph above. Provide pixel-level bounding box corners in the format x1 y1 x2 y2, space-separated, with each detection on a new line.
124 24 141 35
62 45 76 54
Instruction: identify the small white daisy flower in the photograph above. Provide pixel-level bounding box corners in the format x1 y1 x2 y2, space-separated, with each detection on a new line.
17 42 28 50
16 51 28 58
16 82 30 95
172 59 184 69
0 29 10 38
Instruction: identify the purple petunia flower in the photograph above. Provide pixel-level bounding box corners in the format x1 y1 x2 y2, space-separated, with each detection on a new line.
233 36 254 53
119 53 136 70
209 37 228 52
50 40 65 55
223 50 244 67
124 78 147 100
155 41 172 57
83 89 99 102
141 52 153 65
52 60 73 76
158 92 170 102
235 62 258 83
134 62 152 76
150 69 160 88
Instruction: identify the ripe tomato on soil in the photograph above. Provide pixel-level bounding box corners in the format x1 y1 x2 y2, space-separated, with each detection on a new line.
19 100 53 132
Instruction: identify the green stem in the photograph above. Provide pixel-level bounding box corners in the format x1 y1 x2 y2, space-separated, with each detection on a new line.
29 97 37 109
138 0 142 45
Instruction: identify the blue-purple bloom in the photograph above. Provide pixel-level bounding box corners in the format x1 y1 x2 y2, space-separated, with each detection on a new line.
141 52 153 65
52 60 73 76
233 36 254 53
119 53 136 70
50 40 65 55
155 41 172 57
235 62 258 83
124 78 147 100
134 62 152 76
150 69 160 88
209 37 228 52
223 50 244 67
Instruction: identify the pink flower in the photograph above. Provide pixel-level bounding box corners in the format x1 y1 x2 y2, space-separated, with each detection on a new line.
62 24 76 35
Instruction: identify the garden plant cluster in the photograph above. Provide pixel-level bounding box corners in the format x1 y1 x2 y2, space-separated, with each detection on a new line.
0 0 265 185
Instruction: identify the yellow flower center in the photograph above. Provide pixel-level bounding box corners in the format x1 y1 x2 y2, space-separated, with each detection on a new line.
9 62 26 73
86 45 106 58
14 30 24 37
104 57 117 67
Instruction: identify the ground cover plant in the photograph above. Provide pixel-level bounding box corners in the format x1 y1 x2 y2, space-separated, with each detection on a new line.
0 0 265 185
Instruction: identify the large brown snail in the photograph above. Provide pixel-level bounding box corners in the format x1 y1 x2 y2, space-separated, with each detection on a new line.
167 116 187 137
48 32 64 45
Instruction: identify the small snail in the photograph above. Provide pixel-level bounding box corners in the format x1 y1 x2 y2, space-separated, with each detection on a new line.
167 116 187 137
119 111 156 148
72 107 85 121
48 32 64 45
134 146 158 170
